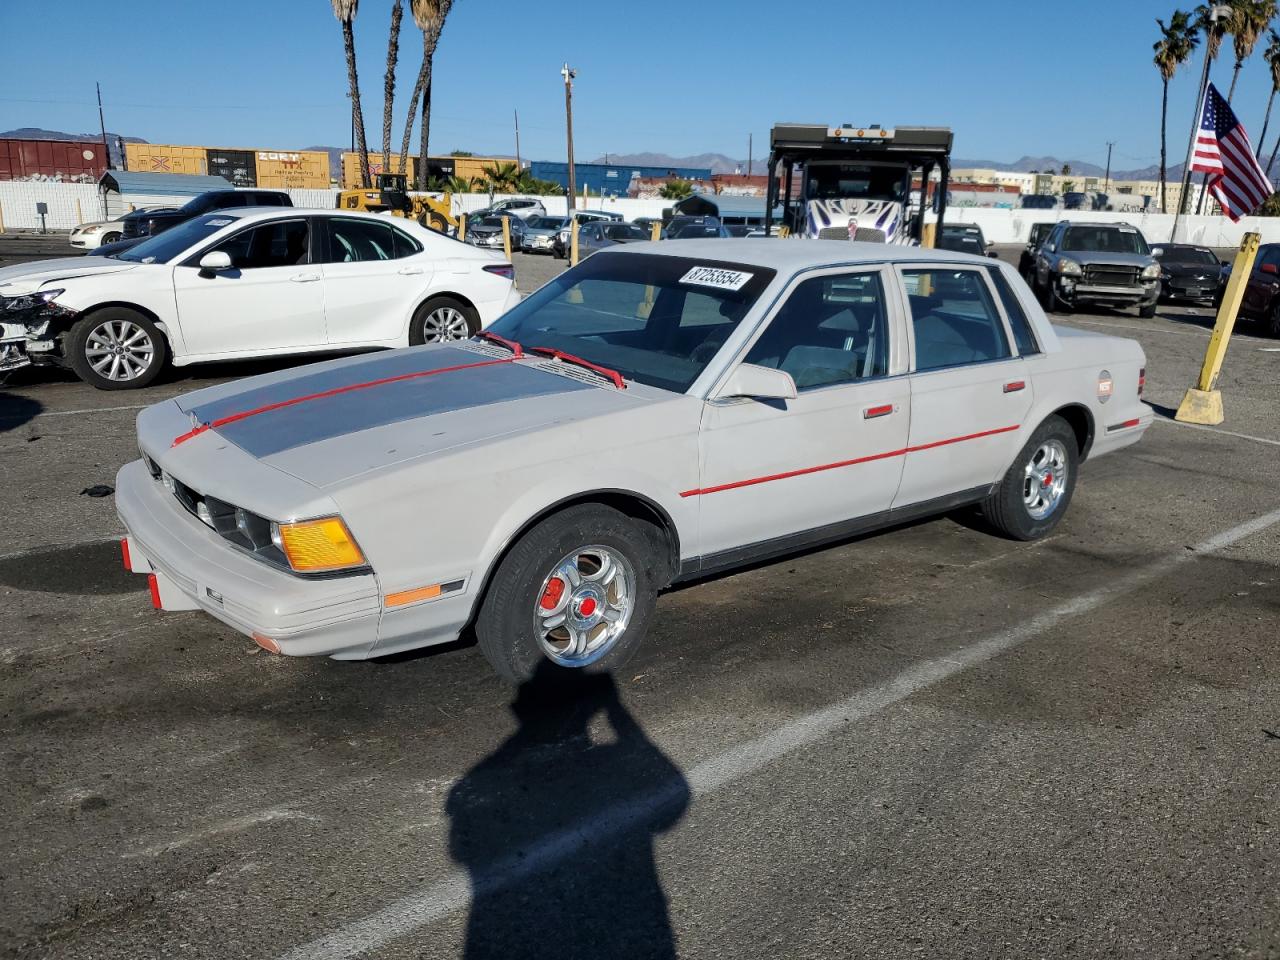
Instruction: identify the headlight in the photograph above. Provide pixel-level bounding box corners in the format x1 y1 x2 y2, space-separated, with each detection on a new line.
1056 259 1082 277
271 516 366 573
1 288 64 312
1140 263 1161 280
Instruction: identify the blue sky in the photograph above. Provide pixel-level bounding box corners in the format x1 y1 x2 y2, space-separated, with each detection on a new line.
0 0 1273 171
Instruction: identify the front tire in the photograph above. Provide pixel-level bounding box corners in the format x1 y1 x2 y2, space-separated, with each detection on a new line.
409 296 479 345
102 232 121 244
1266 303 1280 338
476 504 664 683
980 415 1078 541
68 307 167 390
1138 301 1157 318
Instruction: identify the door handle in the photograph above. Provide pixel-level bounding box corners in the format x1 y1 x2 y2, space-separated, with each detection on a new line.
398 266 425 276
1003 380 1026 393
290 272 321 283
863 403 895 419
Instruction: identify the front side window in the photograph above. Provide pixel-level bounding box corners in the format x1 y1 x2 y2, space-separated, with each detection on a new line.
744 272 890 390
484 252 775 393
986 267 1040 356
322 218 396 263
902 268 1012 372
205 218 310 269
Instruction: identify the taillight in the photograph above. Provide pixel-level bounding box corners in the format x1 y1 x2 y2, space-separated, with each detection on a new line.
1138 367 1146 396
483 264 515 280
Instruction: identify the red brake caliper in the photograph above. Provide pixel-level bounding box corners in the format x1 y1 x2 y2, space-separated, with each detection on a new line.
540 577 565 611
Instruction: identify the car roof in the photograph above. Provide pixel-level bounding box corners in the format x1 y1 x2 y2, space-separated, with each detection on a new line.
608 238 1006 270
188 207 419 227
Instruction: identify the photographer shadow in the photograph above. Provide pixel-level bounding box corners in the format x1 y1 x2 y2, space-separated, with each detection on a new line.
447 661 689 959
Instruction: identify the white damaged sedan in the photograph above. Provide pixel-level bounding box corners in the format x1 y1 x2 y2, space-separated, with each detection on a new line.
117 240 1151 681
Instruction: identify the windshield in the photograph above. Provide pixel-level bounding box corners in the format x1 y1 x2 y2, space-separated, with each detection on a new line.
938 235 985 256
528 217 564 229
113 215 240 263
1157 246 1218 265
667 220 724 239
1061 226 1149 255
604 224 647 241
804 163 906 202
483 252 775 393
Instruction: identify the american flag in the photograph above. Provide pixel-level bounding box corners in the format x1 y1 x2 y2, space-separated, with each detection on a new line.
1192 83 1275 221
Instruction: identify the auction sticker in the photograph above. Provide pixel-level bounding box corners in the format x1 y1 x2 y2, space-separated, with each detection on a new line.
206 218 234 227
680 266 753 291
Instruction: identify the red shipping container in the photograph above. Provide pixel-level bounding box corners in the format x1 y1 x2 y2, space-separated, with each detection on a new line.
0 138 108 182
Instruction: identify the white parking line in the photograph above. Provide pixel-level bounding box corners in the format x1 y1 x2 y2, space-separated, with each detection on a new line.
277 504 1280 960
1062 317 1211 337
1152 416 1280 447
32 403 150 418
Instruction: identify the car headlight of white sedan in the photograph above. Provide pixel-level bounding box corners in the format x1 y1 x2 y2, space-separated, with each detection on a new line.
2 288 64 313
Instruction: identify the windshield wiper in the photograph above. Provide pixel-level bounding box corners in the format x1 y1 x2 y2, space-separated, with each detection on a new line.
476 331 523 357
530 346 626 389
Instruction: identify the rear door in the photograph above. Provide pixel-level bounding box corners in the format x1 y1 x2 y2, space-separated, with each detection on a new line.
317 216 432 344
171 215 326 358
893 264 1032 510
693 267 911 560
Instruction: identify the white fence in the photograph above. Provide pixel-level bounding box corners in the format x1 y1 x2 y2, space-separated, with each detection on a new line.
1 180 1274 248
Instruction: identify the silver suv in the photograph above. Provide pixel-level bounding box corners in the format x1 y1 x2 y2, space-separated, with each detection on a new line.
1033 221 1160 317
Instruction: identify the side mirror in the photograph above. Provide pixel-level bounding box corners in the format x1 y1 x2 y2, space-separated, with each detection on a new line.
716 362 798 401
198 251 233 274
1262 263 1278 276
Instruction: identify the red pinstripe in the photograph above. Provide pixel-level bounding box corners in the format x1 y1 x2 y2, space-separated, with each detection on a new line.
679 424 1021 498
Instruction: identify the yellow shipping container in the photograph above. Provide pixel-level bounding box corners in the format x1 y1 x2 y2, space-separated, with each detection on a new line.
124 143 331 189
340 152 513 189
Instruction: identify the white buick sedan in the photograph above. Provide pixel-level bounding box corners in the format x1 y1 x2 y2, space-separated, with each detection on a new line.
0 208 520 389
118 240 1151 682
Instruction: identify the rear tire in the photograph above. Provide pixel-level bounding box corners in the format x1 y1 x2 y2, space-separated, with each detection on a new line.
67 307 167 390
409 296 479 345
980 415 1078 541
476 504 664 683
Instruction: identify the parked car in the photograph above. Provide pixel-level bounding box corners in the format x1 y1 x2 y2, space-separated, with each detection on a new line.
69 218 127 250
1018 222 1055 280
0 208 519 390
664 215 731 239
940 222 989 250
117 239 1149 681
467 215 526 250
122 190 291 239
1020 194 1059 210
726 224 753 237
1150 242 1226 305
1229 242 1280 336
487 197 547 221
553 210 625 258
1032 221 1160 317
936 227 997 258
631 216 663 235
577 221 649 258
521 216 568 254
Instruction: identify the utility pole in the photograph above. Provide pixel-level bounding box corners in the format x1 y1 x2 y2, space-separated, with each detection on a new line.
748 133 753 177
96 82 111 169
514 109 521 170
1174 3 1230 239
1103 141 1114 193
561 63 577 212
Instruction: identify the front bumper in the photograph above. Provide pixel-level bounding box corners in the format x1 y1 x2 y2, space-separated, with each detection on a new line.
1161 278 1221 301
1 324 31 374
1057 277 1158 307
115 459 384 658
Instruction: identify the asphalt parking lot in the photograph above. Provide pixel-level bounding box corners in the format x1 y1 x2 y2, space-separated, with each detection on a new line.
2 233 1278 959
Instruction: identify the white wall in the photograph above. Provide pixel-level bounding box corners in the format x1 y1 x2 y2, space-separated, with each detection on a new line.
938 206 1272 247
0 181 102 229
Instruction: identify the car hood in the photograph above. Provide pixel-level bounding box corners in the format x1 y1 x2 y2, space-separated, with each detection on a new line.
0 256 141 294
169 344 656 488
1058 250 1153 267
1160 261 1221 278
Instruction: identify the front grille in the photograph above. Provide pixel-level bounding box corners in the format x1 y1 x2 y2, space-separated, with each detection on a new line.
818 227 850 240
1084 264 1139 286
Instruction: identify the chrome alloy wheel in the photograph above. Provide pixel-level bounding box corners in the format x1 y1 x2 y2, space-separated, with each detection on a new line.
84 318 155 382
420 306 471 342
1023 438 1069 521
533 545 635 667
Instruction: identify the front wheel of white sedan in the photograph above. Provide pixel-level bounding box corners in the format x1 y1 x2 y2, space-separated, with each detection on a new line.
409 296 479 345
476 504 664 683
980 415 1078 541
68 307 167 391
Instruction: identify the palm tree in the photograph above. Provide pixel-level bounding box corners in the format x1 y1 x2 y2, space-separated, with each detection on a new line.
481 161 521 193
1155 11 1200 212
1196 1 1230 61
445 174 472 194
1226 0 1278 101
332 0 371 188
1258 29 1280 155
398 0 455 190
381 0 403 172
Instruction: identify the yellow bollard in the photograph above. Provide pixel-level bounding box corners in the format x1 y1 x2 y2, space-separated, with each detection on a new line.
650 221 661 242
501 215 512 261
570 220 580 266
1175 231 1260 425
921 222 936 249
459 212 466 242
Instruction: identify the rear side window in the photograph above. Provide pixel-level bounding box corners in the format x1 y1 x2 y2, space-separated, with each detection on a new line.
323 218 396 262
986 267 1040 356
902 268 1012 372
392 227 422 258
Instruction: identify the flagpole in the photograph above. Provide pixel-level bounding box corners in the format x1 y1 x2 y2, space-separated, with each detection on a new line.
1172 76 1212 244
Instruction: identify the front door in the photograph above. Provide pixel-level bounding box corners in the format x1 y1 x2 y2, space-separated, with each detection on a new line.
692 267 911 562
317 216 433 345
1239 244 1280 317
893 264 1033 509
171 216 327 359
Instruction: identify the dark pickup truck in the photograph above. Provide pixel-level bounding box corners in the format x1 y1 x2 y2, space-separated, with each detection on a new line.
121 189 291 239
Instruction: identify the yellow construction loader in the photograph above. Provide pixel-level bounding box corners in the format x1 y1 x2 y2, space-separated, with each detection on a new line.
336 172 456 233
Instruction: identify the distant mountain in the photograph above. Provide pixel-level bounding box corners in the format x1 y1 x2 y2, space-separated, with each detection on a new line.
0 127 148 167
